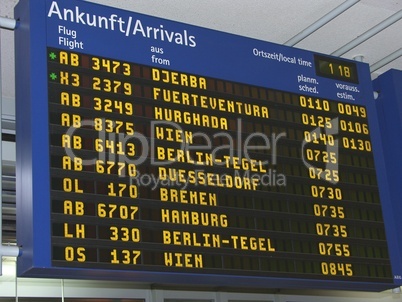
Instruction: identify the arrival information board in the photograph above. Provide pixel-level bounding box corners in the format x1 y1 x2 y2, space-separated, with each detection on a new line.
15 0 402 291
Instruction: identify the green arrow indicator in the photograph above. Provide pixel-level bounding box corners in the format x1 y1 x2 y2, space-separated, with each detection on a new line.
49 52 57 60
49 72 58 80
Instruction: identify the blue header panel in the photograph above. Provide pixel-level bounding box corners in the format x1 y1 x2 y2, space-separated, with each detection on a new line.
15 0 402 291
43 0 373 103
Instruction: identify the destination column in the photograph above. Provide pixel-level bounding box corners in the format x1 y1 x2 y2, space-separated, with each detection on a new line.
147 67 278 269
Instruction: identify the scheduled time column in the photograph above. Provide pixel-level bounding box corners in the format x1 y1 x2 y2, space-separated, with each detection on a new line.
298 95 352 277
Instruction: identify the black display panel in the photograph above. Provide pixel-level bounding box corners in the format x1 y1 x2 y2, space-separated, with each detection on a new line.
47 48 389 282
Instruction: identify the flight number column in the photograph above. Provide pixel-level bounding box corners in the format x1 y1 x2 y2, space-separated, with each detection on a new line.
48 48 144 267
88 55 144 266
